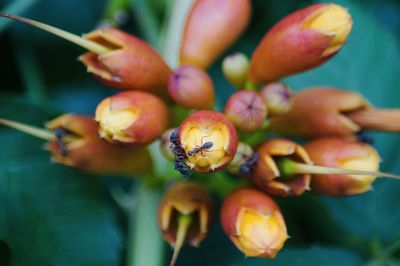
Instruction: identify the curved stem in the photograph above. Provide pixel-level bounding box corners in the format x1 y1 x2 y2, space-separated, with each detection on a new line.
0 118 54 141
169 214 192 266
0 13 111 54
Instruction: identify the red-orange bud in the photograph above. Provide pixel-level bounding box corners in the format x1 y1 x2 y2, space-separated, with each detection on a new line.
95 91 170 145
46 114 152 175
304 138 380 196
168 66 215 109
80 28 171 97
224 90 267 132
180 0 251 69
220 188 288 258
178 110 238 172
249 3 352 84
251 139 312 197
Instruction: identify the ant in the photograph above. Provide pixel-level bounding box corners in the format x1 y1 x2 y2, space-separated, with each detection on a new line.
239 153 259 177
169 129 192 178
187 141 213 156
54 128 69 156
357 131 374 145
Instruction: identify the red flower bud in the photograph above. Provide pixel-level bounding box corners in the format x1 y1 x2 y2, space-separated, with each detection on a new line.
249 3 352 84
95 91 170 145
168 66 215 109
178 110 238 172
0 14 171 98
260 82 293 115
269 87 400 138
224 90 267 132
158 182 213 266
0 115 153 175
180 0 251 69
220 188 288 258
251 139 312 197
304 138 380 196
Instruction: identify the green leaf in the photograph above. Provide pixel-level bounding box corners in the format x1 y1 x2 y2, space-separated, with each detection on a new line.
0 101 123 266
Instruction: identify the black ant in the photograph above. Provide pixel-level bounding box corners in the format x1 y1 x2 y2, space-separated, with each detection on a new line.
187 141 213 156
169 129 192 178
53 128 69 156
357 131 374 145
239 153 259 177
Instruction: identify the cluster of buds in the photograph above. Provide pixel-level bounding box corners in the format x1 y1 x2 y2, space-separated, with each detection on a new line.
2 1 400 265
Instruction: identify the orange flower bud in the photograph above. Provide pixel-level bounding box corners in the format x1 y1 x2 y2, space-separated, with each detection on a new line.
304 138 381 196
95 91 169 145
168 66 215 109
180 0 251 69
224 90 267 132
251 139 312 197
80 28 171 97
0 14 171 98
260 82 293 115
158 182 213 266
222 53 250 89
249 3 352 84
0 115 152 175
270 87 400 138
220 188 288 258
178 110 238 172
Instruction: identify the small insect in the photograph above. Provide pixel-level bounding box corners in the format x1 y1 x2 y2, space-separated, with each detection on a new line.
169 129 193 178
53 128 69 156
239 153 259 177
187 141 213 156
357 131 374 145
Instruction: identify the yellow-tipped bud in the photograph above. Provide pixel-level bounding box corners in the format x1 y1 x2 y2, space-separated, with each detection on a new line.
306 4 352 55
222 53 250 89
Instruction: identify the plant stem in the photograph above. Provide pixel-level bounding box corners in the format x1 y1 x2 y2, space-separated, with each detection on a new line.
169 214 192 266
127 183 164 266
0 118 54 141
0 0 39 33
131 0 160 48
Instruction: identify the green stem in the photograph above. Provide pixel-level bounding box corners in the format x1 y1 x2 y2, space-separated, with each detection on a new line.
128 183 164 266
101 0 130 24
244 79 258 90
0 13 111 54
169 214 192 266
131 0 160 48
14 43 47 105
277 158 400 179
0 0 40 33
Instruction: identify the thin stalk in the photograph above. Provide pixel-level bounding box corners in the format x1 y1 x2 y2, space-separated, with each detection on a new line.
244 79 258 90
128 183 164 266
277 158 400 180
169 214 192 266
0 0 40 33
0 13 111 54
0 118 53 141
347 108 400 132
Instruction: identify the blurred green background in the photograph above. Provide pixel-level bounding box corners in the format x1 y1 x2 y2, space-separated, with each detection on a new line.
0 0 399 265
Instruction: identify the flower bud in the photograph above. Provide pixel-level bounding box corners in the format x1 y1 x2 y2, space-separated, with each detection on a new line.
224 91 267 132
269 87 400 138
0 14 171 98
260 82 293 115
220 188 288 258
251 139 312 197
0 115 153 175
168 66 215 109
249 3 352 84
160 128 178 161
178 110 238 172
80 28 171 97
180 0 251 69
304 138 380 196
158 182 213 265
95 91 169 145
222 53 250 89
226 142 254 175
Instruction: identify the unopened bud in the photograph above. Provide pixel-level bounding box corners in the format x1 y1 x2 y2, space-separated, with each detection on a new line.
220 188 288 258
95 91 169 145
168 66 215 109
222 53 250 89
224 91 267 132
226 142 254 175
260 83 293 115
